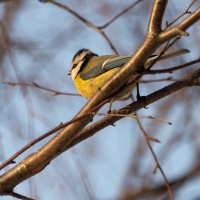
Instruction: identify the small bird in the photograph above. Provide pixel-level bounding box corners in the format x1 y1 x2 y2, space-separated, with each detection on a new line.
68 48 189 101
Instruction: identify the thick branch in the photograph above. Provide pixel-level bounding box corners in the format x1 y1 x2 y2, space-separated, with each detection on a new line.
148 0 168 34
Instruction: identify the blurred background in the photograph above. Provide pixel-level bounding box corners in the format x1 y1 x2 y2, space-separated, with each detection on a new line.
0 0 200 199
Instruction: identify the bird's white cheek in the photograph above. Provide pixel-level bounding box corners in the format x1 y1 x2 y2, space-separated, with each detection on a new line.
71 61 84 80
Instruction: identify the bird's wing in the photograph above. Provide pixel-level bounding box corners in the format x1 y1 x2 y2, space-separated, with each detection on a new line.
81 48 190 80
81 56 130 80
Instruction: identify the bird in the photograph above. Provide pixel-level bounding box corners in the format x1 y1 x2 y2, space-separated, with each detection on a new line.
68 48 189 101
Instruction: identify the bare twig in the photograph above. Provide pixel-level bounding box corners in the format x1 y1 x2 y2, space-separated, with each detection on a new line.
122 160 200 199
158 6 200 42
164 0 197 30
3 81 80 96
141 76 180 83
39 0 119 54
10 192 35 200
144 57 200 74
98 0 144 29
94 112 172 125
0 0 15 2
135 118 174 200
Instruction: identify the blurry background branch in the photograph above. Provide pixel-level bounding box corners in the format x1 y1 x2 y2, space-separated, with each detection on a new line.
40 0 119 54
3 81 80 96
121 158 200 200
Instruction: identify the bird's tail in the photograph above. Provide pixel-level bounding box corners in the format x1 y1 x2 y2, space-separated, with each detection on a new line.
144 48 190 68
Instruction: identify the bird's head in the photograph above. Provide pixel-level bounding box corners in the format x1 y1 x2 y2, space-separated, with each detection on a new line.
68 49 98 80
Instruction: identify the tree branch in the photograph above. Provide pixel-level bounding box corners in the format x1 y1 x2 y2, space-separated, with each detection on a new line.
158 6 200 42
144 57 200 74
67 68 200 150
3 81 80 96
98 0 144 29
148 0 168 34
40 0 119 54
164 0 197 29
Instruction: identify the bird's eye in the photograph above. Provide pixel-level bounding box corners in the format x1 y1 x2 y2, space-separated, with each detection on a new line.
72 63 77 68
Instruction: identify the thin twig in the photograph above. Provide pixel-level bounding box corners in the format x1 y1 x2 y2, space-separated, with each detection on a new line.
39 0 119 54
135 117 174 200
130 94 173 198
10 192 35 200
98 0 144 29
3 81 80 96
141 77 180 83
164 0 197 30
158 6 200 42
144 57 200 74
0 0 14 2
124 160 200 199
94 112 172 125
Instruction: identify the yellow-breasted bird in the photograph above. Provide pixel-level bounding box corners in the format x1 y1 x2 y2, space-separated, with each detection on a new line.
68 48 189 100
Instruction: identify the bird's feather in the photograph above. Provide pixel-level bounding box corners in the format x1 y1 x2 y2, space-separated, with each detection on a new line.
81 49 190 80
81 56 130 80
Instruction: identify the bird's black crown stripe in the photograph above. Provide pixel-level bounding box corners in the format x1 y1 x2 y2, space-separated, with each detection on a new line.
76 49 98 73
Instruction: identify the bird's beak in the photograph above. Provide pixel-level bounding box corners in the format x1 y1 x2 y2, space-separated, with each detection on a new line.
67 70 71 75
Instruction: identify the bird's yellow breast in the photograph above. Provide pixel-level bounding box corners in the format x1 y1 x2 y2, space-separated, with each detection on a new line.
74 55 120 99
